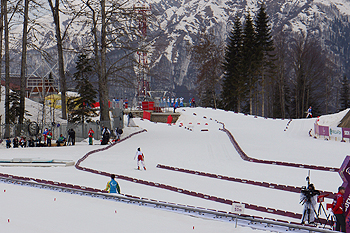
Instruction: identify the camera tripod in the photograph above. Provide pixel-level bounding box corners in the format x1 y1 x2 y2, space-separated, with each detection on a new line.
301 194 333 228
301 198 319 225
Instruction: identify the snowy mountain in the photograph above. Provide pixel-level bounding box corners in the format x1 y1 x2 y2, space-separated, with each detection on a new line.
8 0 350 98
147 0 350 95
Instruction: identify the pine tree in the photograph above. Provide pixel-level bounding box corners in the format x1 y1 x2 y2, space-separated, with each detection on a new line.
255 4 275 117
8 90 21 124
221 15 247 112
242 12 258 115
69 54 98 123
340 75 350 110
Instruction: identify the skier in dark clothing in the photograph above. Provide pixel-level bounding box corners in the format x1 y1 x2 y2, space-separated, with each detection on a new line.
127 112 133 127
101 126 110 145
13 137 19 148
67 128 76 145
6 137 11 148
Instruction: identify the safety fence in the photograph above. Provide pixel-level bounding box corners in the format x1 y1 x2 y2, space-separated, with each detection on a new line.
156 164 336 200
0 121 116 142
314 124 350 142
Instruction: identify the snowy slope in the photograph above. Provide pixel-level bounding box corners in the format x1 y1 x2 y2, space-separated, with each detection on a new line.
0 88 65 125
0 107 348 232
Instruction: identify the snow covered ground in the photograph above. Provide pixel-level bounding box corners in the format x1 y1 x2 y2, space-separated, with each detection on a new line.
0 107 348 232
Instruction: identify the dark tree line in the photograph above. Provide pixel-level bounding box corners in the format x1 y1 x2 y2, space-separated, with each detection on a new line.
221 4 340 119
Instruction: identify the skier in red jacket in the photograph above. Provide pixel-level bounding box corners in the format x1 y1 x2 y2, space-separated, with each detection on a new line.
333 186 346 232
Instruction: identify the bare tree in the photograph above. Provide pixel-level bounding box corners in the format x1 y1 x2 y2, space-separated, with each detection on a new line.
19 0 30 126
288 33 330 118
48 0 67 120
4 0 10 136
0 0 3 104
79 0 148 122
273 31 288 118
190 32 223 108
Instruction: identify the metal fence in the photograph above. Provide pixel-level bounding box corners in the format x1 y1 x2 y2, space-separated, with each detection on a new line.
0 121 118 142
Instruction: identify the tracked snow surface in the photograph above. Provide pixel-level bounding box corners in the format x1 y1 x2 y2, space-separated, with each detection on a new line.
0 107 348 232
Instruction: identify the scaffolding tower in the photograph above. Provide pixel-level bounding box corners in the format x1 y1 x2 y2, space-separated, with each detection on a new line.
134 1 151 100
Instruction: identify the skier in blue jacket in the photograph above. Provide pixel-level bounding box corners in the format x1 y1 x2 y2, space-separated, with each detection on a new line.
105 174 120 194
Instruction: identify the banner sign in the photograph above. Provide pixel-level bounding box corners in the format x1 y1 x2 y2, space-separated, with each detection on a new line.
329 127 342 139
231 203 245 214
316 125 329 136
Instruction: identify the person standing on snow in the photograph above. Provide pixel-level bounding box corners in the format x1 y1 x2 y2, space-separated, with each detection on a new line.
134 147 146 170
306 106 312 118
67 128 76 145
47 129 52 147
88 128 94 145
101 126 110 145
333 186 346 232
105 174 120 194
43 128 48 142
127 112 133 127
6 137 11 148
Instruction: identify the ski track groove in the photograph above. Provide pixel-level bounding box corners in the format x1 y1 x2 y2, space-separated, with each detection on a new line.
217 121 339 173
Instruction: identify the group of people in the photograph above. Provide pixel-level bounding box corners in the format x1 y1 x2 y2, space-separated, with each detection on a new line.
99 126 124 145
4 128 76 148
112 98 128 109
5 136 31 148
159 97 196 108
42 128 75 147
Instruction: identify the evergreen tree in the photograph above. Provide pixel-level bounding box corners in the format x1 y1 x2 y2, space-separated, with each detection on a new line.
255 4 275 116
242 12 258 115
340 75 350 110
8 90 21 124
69 54 98 123
221 15 247 112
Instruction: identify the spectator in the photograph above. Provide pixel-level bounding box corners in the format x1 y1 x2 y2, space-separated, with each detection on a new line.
88 128 94 145
47 129 52 147
43 128 48 142
127 112 133 127
67 128 76 145
333 186 346 232
13 137 19 148
35 136 45 147
56 134 66 146
5 137 11 148
19 137 26 148
191 97 196 107
114 128 121 141
101 126 110 145
28 138 35 147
